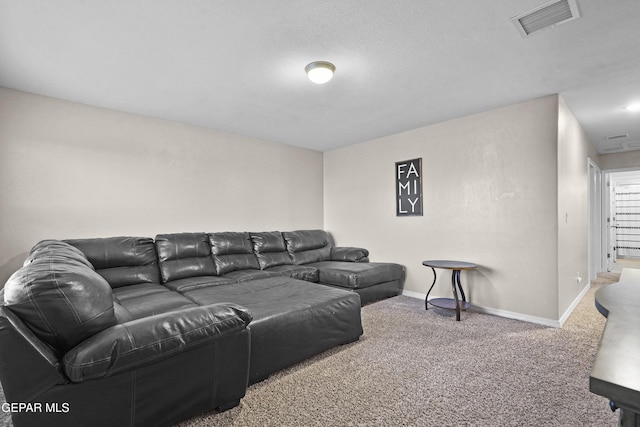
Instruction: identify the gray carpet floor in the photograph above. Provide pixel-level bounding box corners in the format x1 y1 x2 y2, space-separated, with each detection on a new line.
0 274 621 426
180 274 620 427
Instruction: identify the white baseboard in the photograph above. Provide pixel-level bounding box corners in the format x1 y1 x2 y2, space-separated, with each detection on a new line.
558 283 591 326
402 290 427 300
402 287 591 328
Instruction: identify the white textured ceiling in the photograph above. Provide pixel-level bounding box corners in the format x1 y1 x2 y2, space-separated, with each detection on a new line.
1 1 639 153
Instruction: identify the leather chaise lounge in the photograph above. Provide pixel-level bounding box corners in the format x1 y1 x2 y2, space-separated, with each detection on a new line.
0 229 405 427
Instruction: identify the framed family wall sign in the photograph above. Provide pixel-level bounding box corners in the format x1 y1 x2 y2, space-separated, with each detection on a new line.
395 158 423 216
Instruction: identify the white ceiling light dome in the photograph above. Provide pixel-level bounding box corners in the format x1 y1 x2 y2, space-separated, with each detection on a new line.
305 61 335 84
625 103 640 112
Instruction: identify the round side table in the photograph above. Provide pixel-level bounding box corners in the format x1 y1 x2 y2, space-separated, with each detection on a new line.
422 260 477 321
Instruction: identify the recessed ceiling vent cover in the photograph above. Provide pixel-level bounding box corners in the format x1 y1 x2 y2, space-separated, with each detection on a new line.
511 0 580 37
607 134 629 140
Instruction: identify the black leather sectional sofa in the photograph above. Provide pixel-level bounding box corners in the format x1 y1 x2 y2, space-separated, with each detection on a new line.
0 229 404 427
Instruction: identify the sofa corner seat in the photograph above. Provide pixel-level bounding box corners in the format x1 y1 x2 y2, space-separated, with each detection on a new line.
0 237 251 427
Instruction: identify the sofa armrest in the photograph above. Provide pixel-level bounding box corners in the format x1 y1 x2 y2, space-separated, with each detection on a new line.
0 306 68 403
63 303 252 383
331 247 370 263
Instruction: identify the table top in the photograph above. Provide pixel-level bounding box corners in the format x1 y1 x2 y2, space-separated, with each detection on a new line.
422 260 477 270
590 268 640 412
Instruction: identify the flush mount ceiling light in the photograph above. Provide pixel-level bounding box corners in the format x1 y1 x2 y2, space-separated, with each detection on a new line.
305 61 335 84
624 103 640 112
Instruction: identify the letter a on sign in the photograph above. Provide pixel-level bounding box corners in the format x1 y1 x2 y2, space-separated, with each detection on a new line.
395 158 423 216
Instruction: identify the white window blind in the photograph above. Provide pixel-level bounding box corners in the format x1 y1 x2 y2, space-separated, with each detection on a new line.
615 184 640 258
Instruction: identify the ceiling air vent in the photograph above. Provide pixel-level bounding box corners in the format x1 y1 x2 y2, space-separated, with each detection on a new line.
511 0 580 38
606 134 629 140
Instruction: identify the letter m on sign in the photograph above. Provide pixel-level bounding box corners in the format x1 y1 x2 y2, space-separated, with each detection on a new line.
395 158 423 217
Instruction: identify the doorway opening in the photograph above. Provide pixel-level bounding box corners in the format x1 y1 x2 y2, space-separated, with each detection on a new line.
604 168 640 273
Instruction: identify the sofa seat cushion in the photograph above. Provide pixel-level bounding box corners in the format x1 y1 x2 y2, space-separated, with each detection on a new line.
112 283 198 320
307 261 405 290
182 276 363 383
221 269 281 282
163 276 237 293
265 265 319 282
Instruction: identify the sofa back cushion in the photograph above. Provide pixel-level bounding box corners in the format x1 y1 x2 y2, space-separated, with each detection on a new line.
65 237 160 288
209 232 260 274
283 230 333 265
3 240 117 355
155 233 217 283
250 231 292 269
